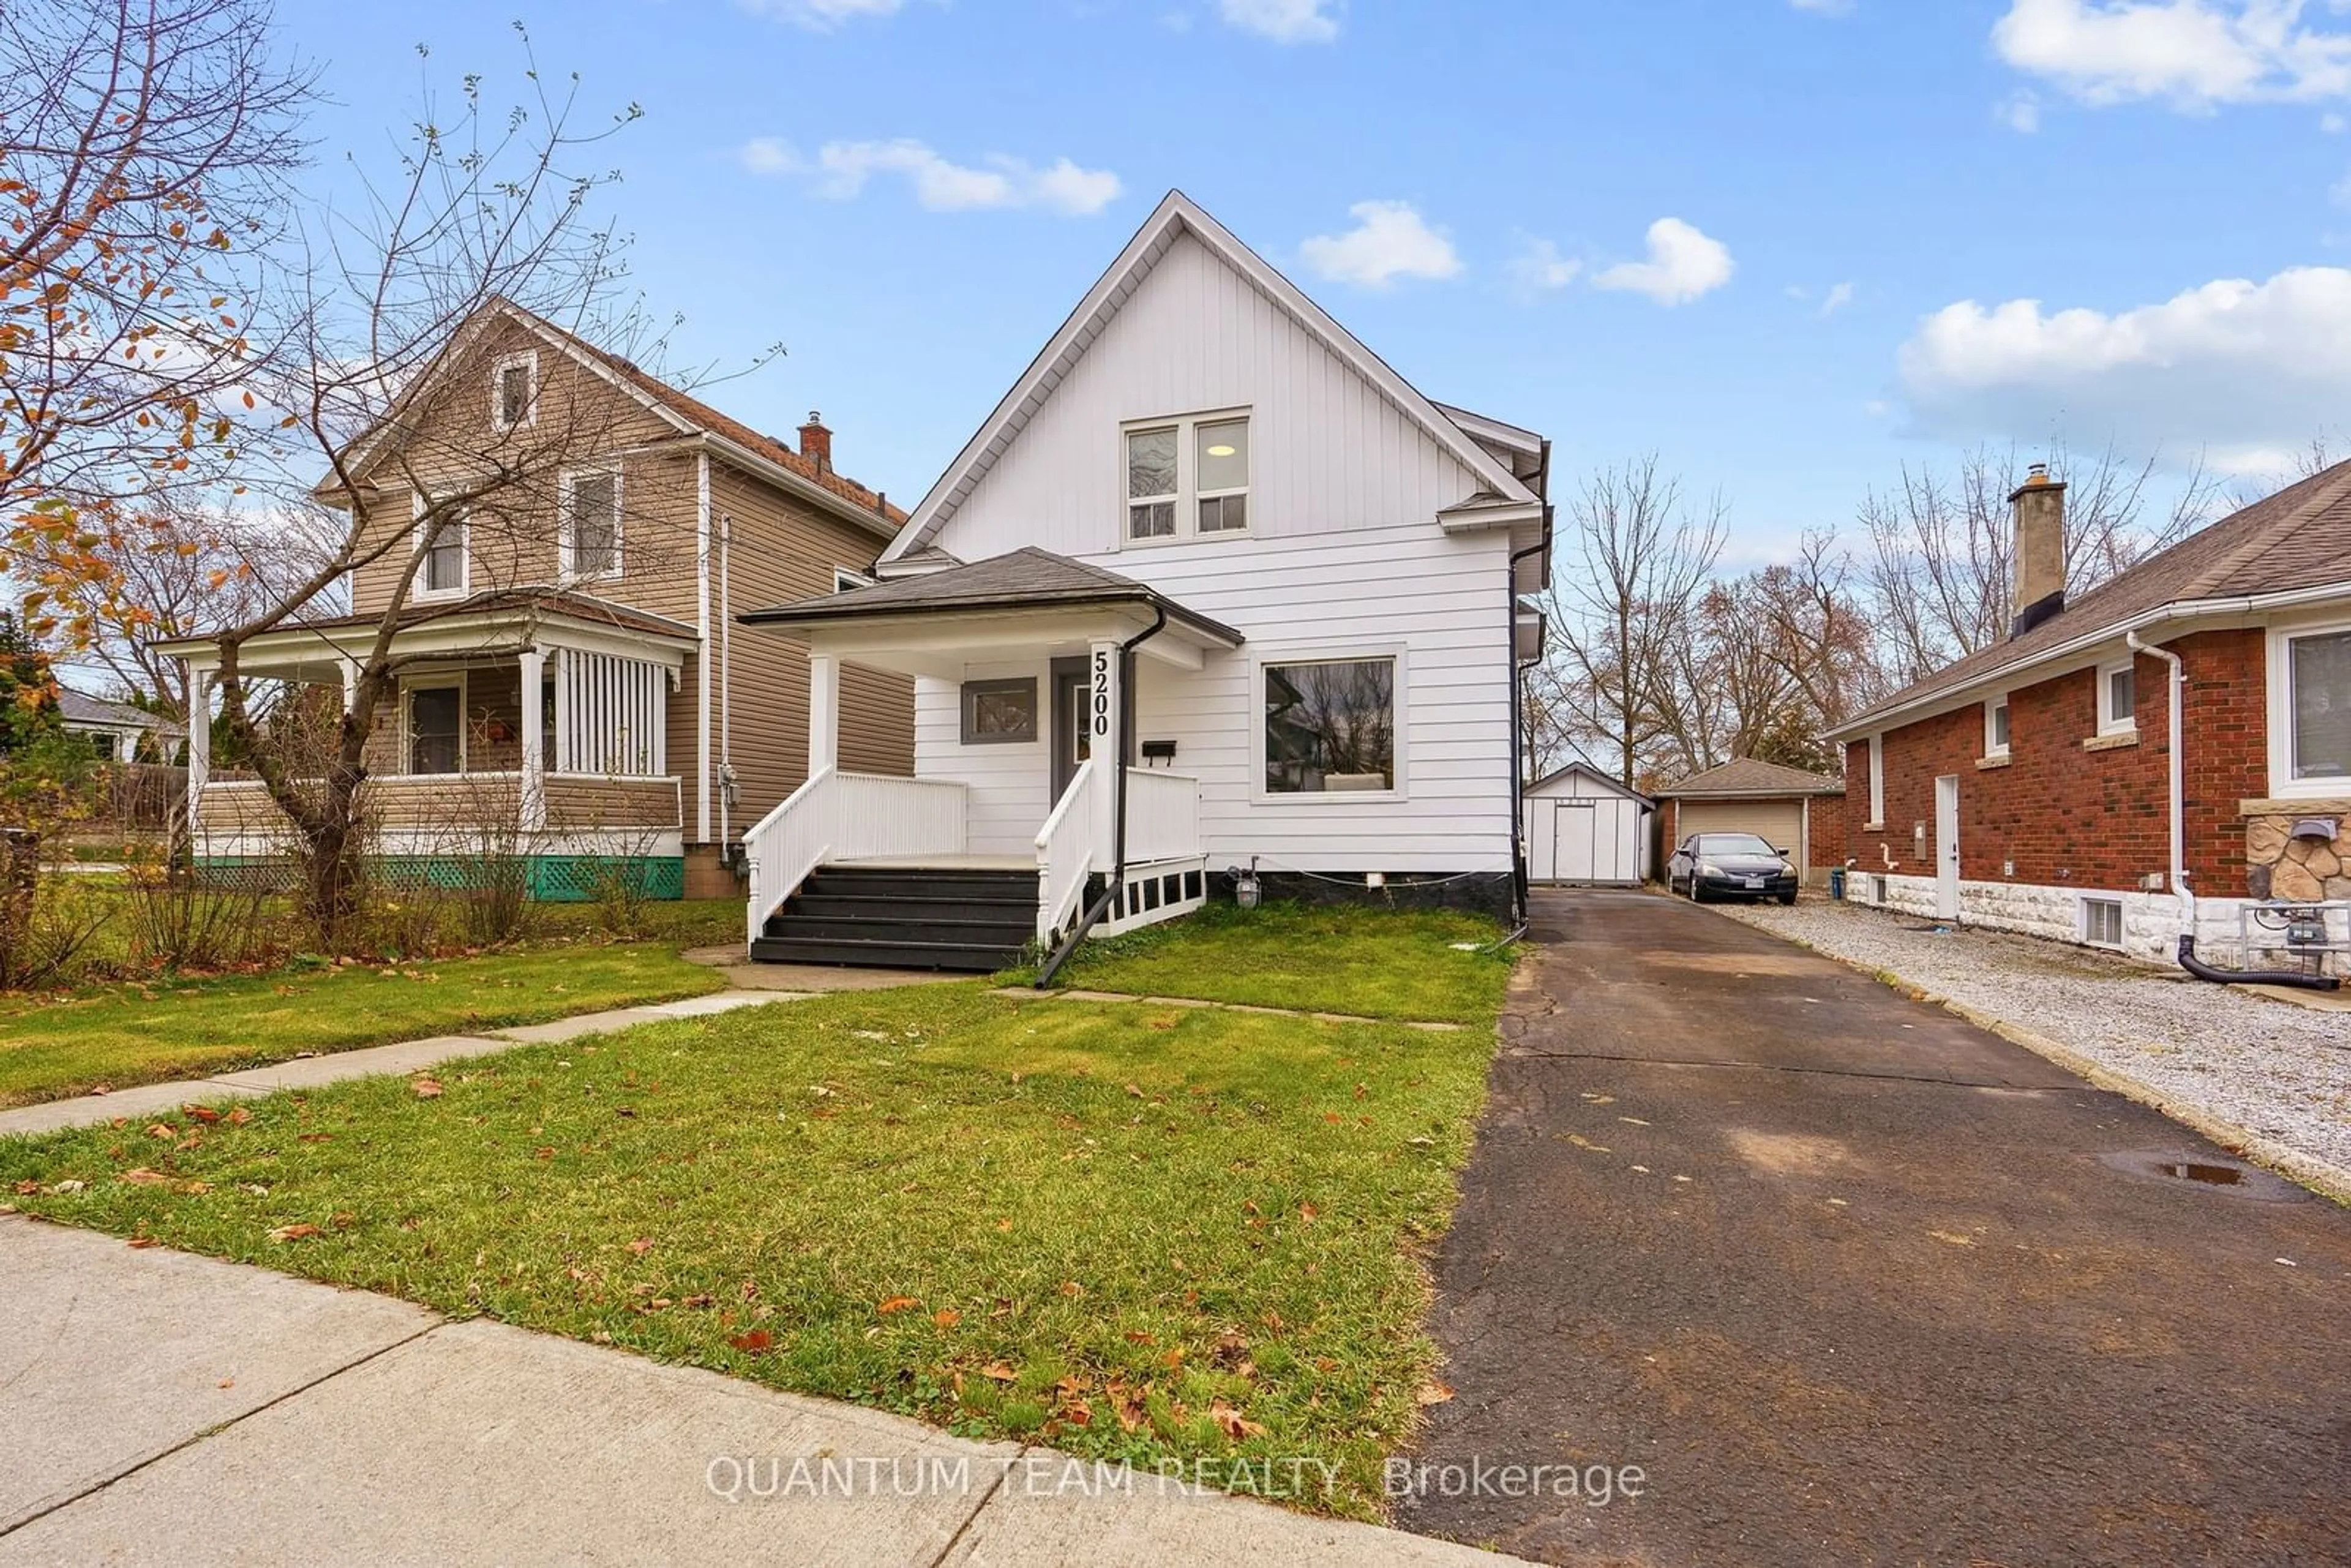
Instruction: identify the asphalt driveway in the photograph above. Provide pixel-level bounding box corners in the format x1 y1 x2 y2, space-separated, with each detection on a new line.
1397 888 2351 1567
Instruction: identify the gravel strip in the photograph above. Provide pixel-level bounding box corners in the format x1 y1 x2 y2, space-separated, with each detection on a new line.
1719 899 2351 1174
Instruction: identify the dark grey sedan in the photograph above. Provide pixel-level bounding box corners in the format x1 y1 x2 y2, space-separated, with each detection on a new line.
1666 832 1799 904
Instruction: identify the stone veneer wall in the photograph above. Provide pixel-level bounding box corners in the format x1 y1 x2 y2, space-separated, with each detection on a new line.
2242 801 2351 903
1848 872 2341 973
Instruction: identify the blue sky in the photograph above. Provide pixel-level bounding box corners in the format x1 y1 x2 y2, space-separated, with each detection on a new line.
276 0 2351 563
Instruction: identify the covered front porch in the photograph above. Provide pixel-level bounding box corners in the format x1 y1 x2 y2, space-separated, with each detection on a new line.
738 550 1242 966
166 594 697 899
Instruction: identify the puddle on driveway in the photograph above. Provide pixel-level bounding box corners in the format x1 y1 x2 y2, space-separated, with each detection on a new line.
2097 1150 2298 1200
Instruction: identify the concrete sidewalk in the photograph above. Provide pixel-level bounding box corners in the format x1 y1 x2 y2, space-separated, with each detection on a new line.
0 1217 1506 1566
0 991 794 1139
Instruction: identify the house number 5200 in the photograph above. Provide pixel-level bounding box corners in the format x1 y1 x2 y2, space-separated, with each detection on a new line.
1090 650 1112 740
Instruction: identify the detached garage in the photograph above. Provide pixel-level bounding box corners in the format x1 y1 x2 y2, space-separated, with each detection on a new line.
1524 763 1653 886
1652 758 1843 887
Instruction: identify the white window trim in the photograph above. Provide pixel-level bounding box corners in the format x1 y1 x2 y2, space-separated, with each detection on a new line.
1249 642 1407 805
1984 695 2011 759
834 567 876 593
560 463 624 582
1865 733 1884 828
2079 894 2125 950
400 670 469 777
2267 612 2351 800
411 493 469 602
1120 407 1251 549
2095 657 2138 737
492 350 538 433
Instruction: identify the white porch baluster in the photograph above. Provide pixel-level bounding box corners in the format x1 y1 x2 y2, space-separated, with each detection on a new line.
185 667 211 832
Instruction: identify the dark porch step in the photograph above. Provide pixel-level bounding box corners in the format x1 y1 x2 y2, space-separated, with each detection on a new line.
764 912 1033 945
803 872 1033 902
748 935 1024 972
789 891 1035 920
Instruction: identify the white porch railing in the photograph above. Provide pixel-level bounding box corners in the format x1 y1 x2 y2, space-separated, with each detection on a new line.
1033 760 1097 946
743 769 969 943
1124 768 1202 864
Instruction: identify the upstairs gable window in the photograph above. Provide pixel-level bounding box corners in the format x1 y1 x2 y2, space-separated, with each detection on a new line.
563 468 621 580
492 351 538 432
1124 411 1250 544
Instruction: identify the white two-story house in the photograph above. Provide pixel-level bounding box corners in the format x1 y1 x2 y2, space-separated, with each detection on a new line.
738 191 1551 970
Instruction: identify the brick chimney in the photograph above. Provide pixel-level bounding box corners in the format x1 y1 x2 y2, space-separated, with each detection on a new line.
2009 462 2068 638
798 410 832 473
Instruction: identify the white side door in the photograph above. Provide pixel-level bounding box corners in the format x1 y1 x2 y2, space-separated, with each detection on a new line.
1933 774 1961 920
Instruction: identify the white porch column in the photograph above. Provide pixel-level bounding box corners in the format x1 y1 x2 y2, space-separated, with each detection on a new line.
184 666 211 839
339 657 360 716
519 646 547 831
1087 638 1120 868
808 651 841 776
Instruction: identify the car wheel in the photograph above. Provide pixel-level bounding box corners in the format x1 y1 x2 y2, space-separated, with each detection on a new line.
1688 878 1705 904
1776 890 1797 906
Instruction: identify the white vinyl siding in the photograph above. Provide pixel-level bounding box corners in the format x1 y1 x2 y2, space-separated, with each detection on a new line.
912 525 1515 871
936 231 1491 560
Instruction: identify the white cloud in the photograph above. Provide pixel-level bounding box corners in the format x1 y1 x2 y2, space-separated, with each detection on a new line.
1820 280 1856 316
1591 218 1735 306
1218 0 1341 42
2327 109 2350 129
739 0 914 30
1789 0 1854 14
1298 201 1463 287
1897 264 2351 472
1507 238 1583 296
737 138 1122 215
1997 89 2044 131
1991 0 2351 110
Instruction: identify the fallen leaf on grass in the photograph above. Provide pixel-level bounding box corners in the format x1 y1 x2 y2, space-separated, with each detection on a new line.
980 1362 1018 1382
411 1078 444 1099
877 1296 920 1315
1209 1398 1267 1441
1123 1330 1157 1346
227 1107 250 1125
932 1308 961 1329
184 1105 221 1123
268 1223 323 1242
119 1168 171 1186
728 1329 775 1354
1059 1281 1084 1298
144 1123 175 1139
12 1180 36 1196
1417 1380 1455 1406
127 1236 159 1249
626 1237 654 1256
1299 1202 1319 1224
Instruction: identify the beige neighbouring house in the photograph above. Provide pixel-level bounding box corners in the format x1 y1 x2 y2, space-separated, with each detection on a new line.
159 299 914 900
1651 758 1845 887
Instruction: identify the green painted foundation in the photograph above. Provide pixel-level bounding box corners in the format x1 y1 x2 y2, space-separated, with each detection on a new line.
196 855 686 902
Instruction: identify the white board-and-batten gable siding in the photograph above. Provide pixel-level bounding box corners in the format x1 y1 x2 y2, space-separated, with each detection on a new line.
920 230 1498 563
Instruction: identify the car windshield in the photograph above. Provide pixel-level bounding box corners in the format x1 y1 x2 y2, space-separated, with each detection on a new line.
1696 834 1777 857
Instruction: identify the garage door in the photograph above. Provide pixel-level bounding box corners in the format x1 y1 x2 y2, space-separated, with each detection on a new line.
1674 799 1806 881
1528 795 1641 885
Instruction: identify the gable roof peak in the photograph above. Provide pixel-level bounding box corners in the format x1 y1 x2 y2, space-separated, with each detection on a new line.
880 190 1534 562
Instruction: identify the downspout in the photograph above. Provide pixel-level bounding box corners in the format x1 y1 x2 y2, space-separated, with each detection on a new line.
1502 440 1554 932
1036 604 1168 986
2131 630 2338 991
719 511 735 846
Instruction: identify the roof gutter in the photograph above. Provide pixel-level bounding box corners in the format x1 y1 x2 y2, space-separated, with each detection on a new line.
1824 577 2351 742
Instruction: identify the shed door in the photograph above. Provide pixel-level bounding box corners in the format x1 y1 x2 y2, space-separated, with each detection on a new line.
1526 796 1640 885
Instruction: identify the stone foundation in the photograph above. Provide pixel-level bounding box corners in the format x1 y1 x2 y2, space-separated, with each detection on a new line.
1842 871 2342 975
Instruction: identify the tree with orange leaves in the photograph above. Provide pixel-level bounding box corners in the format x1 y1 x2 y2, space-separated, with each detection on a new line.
0 0 312 644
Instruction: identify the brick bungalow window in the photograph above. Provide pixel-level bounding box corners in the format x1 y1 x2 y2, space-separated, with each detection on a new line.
1985 696 2011 757
2096 660 2136 736
2287 628 2351 784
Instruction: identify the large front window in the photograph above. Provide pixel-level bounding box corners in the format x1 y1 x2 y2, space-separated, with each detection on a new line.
2290 629 2351 782
1264 656 1395 793
1124 412 1250 543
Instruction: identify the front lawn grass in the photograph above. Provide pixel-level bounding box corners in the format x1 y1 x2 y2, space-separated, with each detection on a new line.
0 945 723 1109
1025 899 1515 1024
0 984 1494 1518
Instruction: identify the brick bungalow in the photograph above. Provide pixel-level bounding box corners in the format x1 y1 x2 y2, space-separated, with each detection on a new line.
1823 462 2351 972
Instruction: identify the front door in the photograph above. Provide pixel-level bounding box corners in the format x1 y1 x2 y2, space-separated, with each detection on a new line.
1933 774 1961 921
1049 657 1090 805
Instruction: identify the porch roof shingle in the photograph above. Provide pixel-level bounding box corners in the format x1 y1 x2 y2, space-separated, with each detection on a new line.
1654 758 1843 798
151 588 699 658
738 547 1245 647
